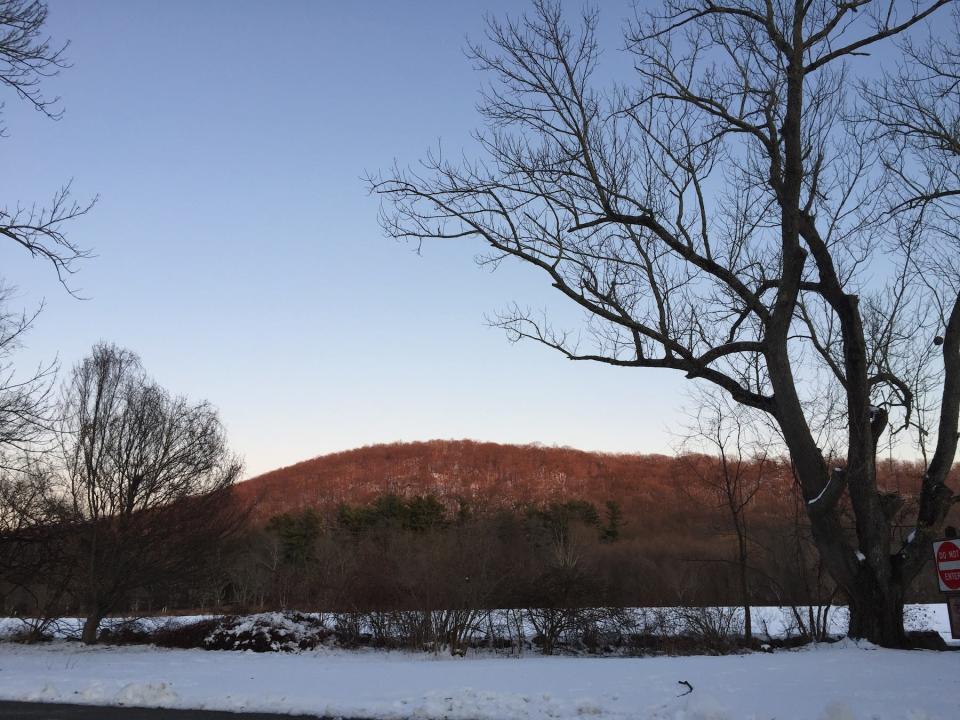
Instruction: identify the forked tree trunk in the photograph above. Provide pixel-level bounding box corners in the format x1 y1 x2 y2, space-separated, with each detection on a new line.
805 481 911 648
813 509 911 647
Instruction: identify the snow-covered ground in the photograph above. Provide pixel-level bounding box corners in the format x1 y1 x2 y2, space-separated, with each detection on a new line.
0 604 955 719
1 638 958 719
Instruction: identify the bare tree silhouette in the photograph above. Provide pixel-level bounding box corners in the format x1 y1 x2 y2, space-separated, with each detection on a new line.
370 0 960 645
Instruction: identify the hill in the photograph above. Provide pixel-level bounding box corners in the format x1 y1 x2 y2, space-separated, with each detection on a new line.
226 440 952 607
233 439 930 526
235 440 703 523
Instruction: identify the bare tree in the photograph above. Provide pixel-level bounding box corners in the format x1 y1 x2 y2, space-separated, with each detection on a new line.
680 394 767 642
370 0 960 645
0 0 91 486
1 0 92 283
53 343 242 644
0 0 88 462
0 285 61 625
854 6 960 471
0 287 54 464
859 6 960 225
0 454 73 631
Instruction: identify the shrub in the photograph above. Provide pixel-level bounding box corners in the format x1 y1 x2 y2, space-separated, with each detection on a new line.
204 612 331 652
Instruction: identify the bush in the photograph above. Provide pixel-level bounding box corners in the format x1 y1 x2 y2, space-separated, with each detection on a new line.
333 612 370 647
674 606 744 654
204 612 331 652
153 618 224 649
97 621 152 646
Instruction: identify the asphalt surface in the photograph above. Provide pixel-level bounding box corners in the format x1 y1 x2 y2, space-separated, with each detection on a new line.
0 702 372 720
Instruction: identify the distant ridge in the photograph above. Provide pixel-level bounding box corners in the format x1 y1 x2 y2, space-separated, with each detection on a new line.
233 438 931 526
233 439 685 523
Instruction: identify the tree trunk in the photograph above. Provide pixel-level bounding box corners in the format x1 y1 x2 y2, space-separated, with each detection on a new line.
846 576 905 648
740 565 752 643
807 500 912 647
738 534 752 642
81 613 101 645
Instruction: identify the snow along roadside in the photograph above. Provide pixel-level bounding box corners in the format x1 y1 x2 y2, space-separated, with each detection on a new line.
0 639 957 720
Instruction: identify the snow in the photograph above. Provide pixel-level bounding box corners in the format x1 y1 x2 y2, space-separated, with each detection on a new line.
0 604 952 646
0 605 955 719
1 639 958 719
808 473 838 505
0 614 212 644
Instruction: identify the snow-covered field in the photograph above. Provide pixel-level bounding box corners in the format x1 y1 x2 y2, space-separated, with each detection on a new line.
0 605 956 719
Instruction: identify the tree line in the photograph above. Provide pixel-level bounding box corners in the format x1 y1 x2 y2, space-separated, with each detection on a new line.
7 446 949 647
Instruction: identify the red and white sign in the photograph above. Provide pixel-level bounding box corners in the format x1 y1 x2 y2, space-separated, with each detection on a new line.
933 539 960 592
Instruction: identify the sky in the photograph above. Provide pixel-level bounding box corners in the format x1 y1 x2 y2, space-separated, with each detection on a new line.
1 0 697 477
2 1 936 478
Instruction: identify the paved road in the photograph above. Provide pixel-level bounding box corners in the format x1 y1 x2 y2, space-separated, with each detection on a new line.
0 701 372 720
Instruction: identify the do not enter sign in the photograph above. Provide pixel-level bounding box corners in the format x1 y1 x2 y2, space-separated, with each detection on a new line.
933 539 960 592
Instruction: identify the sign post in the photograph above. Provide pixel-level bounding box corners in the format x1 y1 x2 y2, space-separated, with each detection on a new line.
932 538 960 639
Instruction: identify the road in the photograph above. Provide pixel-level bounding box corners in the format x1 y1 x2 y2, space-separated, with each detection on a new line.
0 702 373 719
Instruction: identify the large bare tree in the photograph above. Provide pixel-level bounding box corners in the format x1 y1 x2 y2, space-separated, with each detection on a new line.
55 344 242 643
370 0 960 645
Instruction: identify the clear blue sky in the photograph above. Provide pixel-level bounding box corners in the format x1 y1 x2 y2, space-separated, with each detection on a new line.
2 0 706 477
